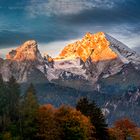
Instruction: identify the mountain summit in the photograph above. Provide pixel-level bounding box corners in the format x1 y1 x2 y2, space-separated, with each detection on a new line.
0 40 46 82
44 32 140 90
56 32 140 64
57 32 117 62
0 32 140 85
6 40 43 62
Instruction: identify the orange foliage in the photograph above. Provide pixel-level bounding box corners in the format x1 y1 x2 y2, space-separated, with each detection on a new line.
37 105 96 140
109 118 140 140
114 118 137 130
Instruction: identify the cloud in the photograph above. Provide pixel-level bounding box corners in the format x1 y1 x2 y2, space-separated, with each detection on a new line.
7 6 25 10
0 26 80 48
0 39 79 58
95 24 140 49
38 39 79 57
27 0 126 17
110 32 140 49
0 30 32 47
0 46 17 58
0 0 139 56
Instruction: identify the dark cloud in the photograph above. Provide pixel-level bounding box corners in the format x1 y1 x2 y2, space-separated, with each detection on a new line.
56 0 140 25
0 28 79 47
0 30 32 47
0 0 139 49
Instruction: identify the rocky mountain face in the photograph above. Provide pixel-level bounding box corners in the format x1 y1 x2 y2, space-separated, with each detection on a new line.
0 40 47 83
0 32 140 125
6 40 43 62
56 32 117 62
1 32 139 87
103 86 140 125
45 32 140 91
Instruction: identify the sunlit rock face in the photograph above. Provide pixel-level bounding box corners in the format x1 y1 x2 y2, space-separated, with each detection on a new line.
6 40 43 62
0 40 47 83
0 31 140 86
56 32 117 62
48 32 140 90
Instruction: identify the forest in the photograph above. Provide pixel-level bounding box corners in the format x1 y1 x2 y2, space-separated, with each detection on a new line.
0 74 140 140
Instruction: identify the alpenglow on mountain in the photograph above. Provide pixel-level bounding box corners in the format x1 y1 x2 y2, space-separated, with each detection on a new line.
1 32 140 87
56 32 117 62
0 32 140 125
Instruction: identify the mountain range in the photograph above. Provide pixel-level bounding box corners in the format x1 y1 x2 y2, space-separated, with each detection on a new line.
0 32 140 125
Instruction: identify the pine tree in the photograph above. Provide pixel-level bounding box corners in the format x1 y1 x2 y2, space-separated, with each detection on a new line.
0 75 21 138
0 73 6 116
6 76 21 138
0 73 5 116
76 97 109 140
7 76 21 121
0 73 9 131
20 83 39 140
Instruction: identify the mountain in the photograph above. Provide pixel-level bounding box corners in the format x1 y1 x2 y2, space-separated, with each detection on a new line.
56 32 140 64
0 40 47 83
6 40 43 62
0 32 140 125
1 32 139 86
103 86 140 125
46 32 140 91
56 32 117 62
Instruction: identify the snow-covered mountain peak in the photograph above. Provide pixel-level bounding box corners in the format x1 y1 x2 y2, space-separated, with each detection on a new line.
105 33 140 64
45 32 140 87
0 32 139 88
55 32 140 65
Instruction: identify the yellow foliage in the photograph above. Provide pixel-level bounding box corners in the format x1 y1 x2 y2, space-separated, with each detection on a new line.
3 132 12 140
37 105 96 140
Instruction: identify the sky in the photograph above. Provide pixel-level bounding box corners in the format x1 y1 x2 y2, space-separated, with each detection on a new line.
0 0 140 57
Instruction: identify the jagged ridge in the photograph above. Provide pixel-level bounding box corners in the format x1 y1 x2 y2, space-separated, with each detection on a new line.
56 32 117 62
6 40 43 62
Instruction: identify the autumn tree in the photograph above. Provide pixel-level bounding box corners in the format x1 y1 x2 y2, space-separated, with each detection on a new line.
36 104 62 140
37 104 96 140
2 132 12 140
55 106 95 140
109 118 140 140
76 97 109 140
